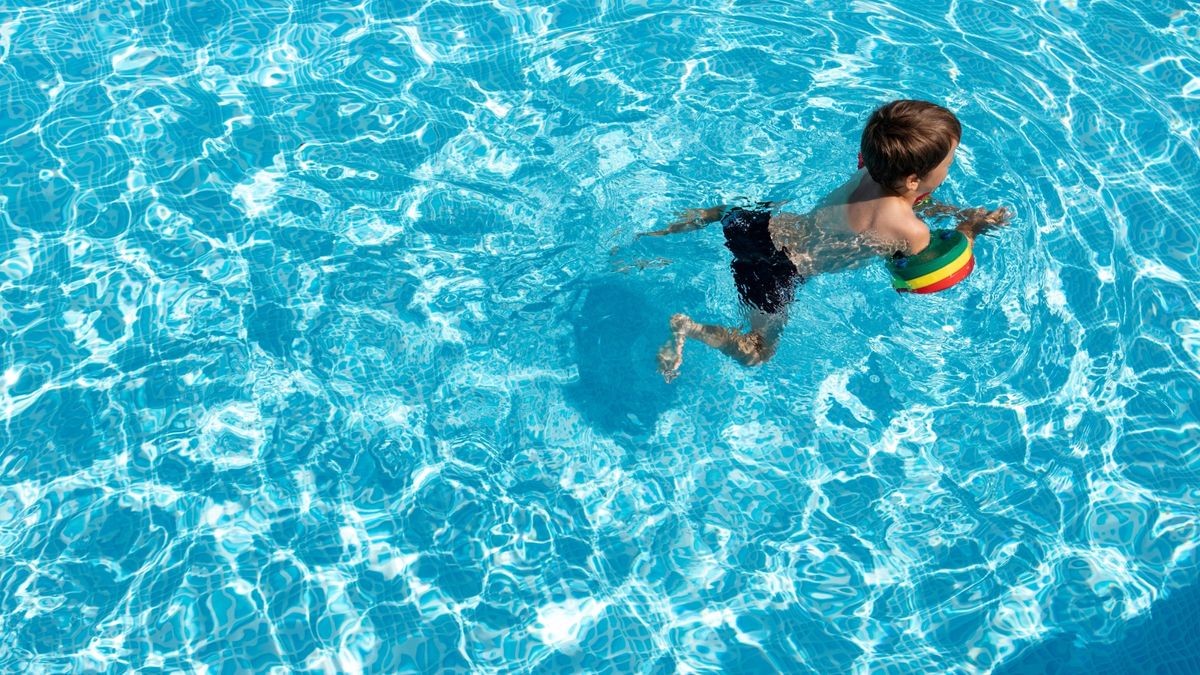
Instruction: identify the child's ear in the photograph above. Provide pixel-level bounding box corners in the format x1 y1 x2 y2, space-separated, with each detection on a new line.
906 174 921 192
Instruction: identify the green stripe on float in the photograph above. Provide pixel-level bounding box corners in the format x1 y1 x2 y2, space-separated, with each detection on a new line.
891 230 969 280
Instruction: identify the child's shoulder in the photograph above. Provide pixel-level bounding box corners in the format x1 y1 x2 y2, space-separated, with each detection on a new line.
876 208 931 255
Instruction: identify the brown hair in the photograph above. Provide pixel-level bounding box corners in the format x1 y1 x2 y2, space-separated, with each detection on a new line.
860 100 962 193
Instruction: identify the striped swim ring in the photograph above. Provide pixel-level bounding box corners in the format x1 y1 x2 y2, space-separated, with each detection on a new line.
887 229 975 294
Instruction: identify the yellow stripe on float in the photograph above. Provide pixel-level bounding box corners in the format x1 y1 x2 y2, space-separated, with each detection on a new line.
907 244 973 290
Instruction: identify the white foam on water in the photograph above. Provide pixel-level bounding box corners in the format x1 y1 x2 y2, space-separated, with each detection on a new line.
337 206 405 246
399 26 435 64
232 169 284 218
111 45 160 73
189 401 268 470
0 235 36 283
595 130 637 176
1175 318 1200 368
530 597 610 650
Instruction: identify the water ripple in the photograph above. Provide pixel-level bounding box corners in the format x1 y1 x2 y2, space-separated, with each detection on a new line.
1 0 1199 673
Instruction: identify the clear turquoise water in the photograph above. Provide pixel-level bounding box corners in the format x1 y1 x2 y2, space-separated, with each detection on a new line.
1 0 1198 673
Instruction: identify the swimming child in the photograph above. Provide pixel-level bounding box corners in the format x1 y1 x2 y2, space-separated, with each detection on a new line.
648 99 1012 382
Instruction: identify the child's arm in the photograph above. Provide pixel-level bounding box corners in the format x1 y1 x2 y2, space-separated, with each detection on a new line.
889 217 933 256
889 206 1009 259
917 198 1013 237
915 197 968 219
638 205 727 237
954 207 1013 243
640 200 790 238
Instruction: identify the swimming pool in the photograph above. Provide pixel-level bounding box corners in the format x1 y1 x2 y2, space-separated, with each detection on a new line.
1 0 1198 672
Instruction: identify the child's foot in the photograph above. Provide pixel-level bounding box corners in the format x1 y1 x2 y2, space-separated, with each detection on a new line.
657 313 694 383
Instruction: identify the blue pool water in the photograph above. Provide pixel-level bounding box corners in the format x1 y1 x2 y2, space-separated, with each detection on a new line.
1 0 1199 672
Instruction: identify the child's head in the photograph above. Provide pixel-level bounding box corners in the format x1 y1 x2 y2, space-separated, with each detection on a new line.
860 100 961 196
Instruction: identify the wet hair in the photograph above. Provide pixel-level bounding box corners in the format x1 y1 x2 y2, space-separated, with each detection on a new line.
860 100 962 193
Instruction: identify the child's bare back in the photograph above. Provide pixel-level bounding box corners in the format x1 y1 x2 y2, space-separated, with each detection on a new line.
766 169 911 278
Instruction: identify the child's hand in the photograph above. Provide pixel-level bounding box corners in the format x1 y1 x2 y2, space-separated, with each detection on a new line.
956 206 1012 240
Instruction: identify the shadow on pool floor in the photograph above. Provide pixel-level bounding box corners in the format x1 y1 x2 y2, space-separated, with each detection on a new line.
996 580 1200 675
565 278 692 438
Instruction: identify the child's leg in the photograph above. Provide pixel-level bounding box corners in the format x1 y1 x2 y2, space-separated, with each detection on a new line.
680 313 781 364
657 309 784 382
